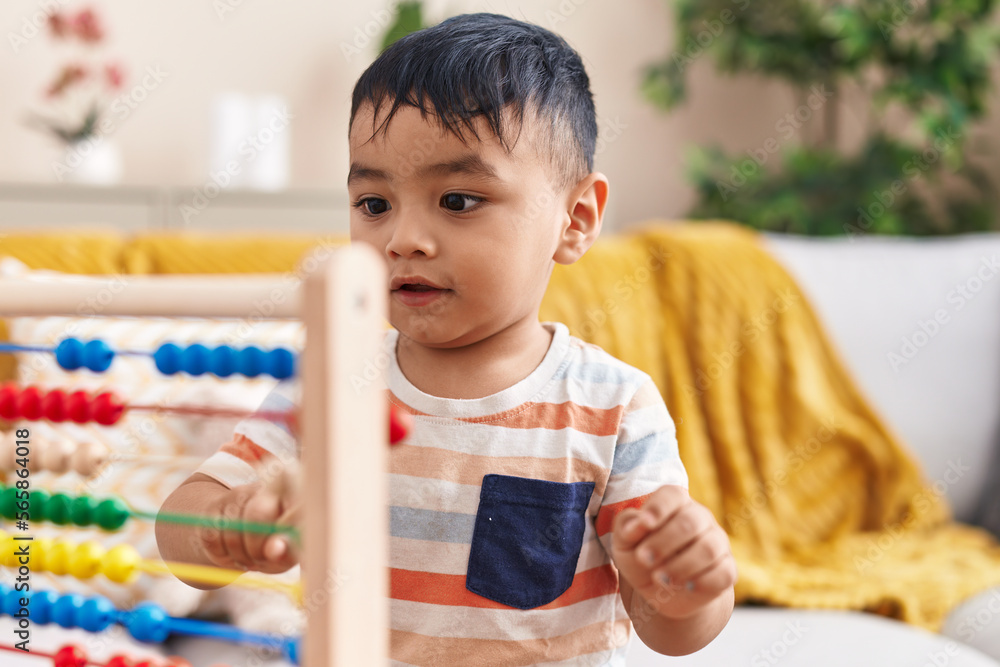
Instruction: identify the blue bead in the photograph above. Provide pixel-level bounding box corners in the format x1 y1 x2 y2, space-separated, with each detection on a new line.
83 339 115 373
52 593 85 629
209 345 237 377
154 343 183 375
27 590 58 625
2 589 23 616
285 637 301 665
268 348 295 379
238 346 265 378
55 338 84 371
78 596 116 632
182 343 211 376
126 601 170 643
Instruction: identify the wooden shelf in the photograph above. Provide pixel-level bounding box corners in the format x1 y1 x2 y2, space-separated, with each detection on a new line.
0 182 350 234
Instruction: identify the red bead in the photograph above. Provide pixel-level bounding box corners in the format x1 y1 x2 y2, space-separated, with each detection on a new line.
42 389 68 422
104 656 133 667
67 390 91 423
0 384 17 419
17 386 43 420
132 661 158 667
389 403 412 445
92 391 125 425
53 645 87 667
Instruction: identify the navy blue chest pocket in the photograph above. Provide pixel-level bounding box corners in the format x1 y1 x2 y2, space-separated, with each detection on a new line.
465 474 596 610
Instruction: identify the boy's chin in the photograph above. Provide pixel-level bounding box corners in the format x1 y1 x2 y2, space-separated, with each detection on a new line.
392 318 472 349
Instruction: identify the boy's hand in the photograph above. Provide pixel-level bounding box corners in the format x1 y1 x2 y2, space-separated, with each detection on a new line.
611 485 737 620
196 481 299 575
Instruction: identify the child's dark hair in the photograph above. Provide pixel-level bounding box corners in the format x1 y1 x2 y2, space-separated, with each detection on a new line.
349 12 597 193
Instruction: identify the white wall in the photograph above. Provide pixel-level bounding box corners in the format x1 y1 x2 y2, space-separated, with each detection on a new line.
2 0 999 231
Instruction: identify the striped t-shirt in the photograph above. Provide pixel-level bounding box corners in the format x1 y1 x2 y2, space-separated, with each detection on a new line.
197 321 688 666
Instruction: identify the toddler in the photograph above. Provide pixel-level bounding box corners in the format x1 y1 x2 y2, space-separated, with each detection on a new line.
157 12 736 665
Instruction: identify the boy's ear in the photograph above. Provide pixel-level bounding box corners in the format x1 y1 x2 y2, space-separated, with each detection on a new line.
553 172 609 265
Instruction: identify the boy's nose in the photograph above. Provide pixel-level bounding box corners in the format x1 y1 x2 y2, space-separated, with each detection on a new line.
385 215 437 259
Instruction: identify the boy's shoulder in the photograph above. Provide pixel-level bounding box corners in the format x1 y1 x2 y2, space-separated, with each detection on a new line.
559 326 656 396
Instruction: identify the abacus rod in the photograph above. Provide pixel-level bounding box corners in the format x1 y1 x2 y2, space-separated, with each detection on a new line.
168 617 293 653
132 508 298 536
139 559 301 598
0 275 300 318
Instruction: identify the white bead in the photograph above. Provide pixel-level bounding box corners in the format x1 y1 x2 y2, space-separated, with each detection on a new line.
71 440 110 477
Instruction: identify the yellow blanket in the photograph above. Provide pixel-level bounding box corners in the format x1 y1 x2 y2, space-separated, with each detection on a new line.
540 221 1000 630
3 221 1000 629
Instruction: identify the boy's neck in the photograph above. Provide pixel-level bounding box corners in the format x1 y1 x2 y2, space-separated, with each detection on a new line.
394 318 554 400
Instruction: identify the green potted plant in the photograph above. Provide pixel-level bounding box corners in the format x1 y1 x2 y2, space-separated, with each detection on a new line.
641 0 1000 236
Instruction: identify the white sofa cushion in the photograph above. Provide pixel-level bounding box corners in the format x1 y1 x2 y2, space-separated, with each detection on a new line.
761 232 1000 522
625 607 1000 666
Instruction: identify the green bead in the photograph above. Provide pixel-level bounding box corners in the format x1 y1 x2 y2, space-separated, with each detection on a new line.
70 495 96 527
27 489 50 522
46 493 73 525
94 497 129 531
0 486 17 521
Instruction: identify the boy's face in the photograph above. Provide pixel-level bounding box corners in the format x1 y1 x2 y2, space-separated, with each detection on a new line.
348 101 580 349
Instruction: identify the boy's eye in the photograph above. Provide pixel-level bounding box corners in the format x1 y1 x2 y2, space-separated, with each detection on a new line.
352 197 390 217
441 193 483 212
352 193 483 218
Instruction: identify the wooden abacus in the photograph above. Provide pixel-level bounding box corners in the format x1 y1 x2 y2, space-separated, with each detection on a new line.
0 244 389 666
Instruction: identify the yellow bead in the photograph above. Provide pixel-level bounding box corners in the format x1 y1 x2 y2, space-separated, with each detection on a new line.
32 537 53 572
103 544 141 584
46 538 75 576
69 540 105 579
0 531 16 567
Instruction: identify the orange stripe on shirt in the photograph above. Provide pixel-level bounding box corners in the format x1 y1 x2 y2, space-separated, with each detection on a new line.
389 445 608 496
390 388 625 439
594 493 654 537
391 564 619 610
457 401 624 437
218 433 276 466
390 617 632 667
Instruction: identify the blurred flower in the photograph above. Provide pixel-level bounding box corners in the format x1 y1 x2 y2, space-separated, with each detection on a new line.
104 63 124 90
46 64 88 98
72 8 103 43
26 5 125 145
48 12 69 39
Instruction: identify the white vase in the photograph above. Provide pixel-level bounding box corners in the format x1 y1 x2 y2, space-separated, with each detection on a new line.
56 136 123 185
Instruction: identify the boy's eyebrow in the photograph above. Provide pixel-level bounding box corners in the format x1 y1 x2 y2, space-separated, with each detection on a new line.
347 153 504 187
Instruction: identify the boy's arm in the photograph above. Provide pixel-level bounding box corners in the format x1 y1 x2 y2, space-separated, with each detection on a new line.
598 376 734 654
155 472 240 590
618 546 735 655
612 485 736 656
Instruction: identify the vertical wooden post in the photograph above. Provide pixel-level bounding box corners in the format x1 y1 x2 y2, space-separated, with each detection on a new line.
301 244 388 667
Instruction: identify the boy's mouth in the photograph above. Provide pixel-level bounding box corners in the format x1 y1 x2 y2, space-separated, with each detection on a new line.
390 276 446 291
390 276 449 307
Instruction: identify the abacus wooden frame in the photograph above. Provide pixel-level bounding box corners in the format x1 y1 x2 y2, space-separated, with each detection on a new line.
0 244 390 667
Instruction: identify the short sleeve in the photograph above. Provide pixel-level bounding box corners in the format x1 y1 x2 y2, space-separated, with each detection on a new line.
195 380 301 488
594 375 688 555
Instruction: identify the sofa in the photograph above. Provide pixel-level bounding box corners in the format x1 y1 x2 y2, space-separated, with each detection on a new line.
628 230 1000 666
0 225 998 666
